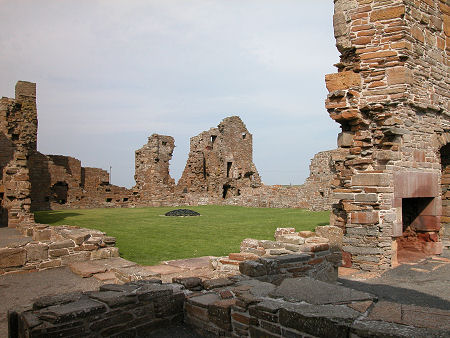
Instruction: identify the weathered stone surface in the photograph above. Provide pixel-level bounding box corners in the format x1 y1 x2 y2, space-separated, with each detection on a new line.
69 261 107 278
25 243 48 261
88 291 136 308
0 248 26 268
172 277 202 289
239 260 267 277
202 278 234 290
278 303 359 337
37 298 106 323
270 277 375 305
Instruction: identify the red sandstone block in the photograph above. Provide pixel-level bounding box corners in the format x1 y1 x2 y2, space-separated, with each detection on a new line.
342 251 352 268
308 258 324 265
387 67 413 85
325 71 361 92
370 6 405 22
360 50 398 60
350 211 379 225
228 253 259 261
232 312 251 325
186 303 208 321
219 259 240 266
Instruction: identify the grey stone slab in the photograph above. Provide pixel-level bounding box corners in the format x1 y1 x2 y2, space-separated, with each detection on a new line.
188 293 220 308
202 278 234 290
37 298 106 323
33 292 84 310
236 279 276 298
88 290 137 308
279 303 359 338
239 260 267 277
264 254 311 264
136 283 174 301
270 277 375 304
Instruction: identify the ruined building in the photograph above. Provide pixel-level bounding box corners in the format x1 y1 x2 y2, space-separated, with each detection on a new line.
0 83 336 226
326 0 449 270
133 134 176 206
0 81 37 227
176 116 262 204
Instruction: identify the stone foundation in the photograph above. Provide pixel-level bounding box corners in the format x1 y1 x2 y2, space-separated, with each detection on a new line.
0 223 118 275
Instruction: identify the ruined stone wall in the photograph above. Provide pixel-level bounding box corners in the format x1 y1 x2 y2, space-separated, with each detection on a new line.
177 116 262 203
220 149 338 211
30 153 132 211
326 0 449 270
133 134 176 206
0 81 37 227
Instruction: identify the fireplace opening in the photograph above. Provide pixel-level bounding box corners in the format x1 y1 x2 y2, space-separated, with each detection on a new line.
402 197 434 231
397 197 439 263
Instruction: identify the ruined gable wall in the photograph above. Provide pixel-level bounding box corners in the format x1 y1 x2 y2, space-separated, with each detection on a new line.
133 134 176 206
176 116 261 204
0 81 37 227
326 0 449 270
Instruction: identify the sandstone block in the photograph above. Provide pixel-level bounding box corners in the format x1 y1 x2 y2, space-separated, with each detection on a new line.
276 235 305 245
49 240 75 250
61 252 91 265
298 231 315 238
26 243 49 261
387 67 413 85
49 248 69 258
370 6 405 22
0 248 26 268
350 211 379 225
32 228 51 241
352 173 390 187
315 226 343 252
325 71 361 92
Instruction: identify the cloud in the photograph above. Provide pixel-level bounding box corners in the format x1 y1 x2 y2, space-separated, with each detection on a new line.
0 1 340 188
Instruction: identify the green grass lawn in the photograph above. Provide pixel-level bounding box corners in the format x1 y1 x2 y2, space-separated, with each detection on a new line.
34 206 330 266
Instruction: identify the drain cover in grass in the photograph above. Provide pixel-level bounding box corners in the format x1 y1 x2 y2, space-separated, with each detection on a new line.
165 209 201 217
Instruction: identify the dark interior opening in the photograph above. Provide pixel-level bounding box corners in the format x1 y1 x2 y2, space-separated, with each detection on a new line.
242 133 246 139
51 181 68 205
402 197 434 231
106 198 112 202
227 162 232 178
222 184 231 199
211 135 217 144
123 197 128 202
162 141 167 146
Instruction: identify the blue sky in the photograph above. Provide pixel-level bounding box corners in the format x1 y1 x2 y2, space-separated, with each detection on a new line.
0 0 340 188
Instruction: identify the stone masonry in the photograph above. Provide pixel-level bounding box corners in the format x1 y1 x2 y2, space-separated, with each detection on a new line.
0 81 37 228
133 134 176 206
326 0 449 270
177 116 262 204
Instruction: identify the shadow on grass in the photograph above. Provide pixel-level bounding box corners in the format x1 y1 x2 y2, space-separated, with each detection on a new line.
34 212 83 225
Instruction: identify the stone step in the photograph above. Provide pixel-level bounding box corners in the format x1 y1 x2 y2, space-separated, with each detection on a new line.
228 252 259 261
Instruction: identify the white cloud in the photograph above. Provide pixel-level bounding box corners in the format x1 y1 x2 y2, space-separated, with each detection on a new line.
0 1 340 188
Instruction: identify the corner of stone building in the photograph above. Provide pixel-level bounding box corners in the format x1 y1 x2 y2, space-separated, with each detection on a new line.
326 0 449 270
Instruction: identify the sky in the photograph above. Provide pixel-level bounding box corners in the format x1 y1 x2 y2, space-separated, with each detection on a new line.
0 0 341 188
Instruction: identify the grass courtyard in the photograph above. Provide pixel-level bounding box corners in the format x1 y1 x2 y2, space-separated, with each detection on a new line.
34 206 330 266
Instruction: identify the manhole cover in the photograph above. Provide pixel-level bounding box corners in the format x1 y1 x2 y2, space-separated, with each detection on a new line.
165 209 201 217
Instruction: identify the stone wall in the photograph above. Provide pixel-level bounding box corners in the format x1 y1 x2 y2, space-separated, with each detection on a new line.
8 281 184 337
29 152 132 211
326 0 449 270
0 223 118 275
0 81 37 227
133 134 176 206
176 116 262 203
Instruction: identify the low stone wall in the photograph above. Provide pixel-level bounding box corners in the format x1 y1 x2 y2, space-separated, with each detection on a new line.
8 280 184 337
213 226 343 283
0 223 118 275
